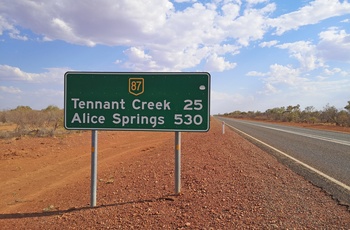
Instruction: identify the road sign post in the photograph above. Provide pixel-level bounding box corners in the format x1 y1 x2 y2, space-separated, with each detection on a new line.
91 130 97 207
222 121 225 134
64 72 210 205
175 131 181 195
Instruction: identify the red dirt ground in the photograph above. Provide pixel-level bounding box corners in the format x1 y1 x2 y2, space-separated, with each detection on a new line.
0 118 349 229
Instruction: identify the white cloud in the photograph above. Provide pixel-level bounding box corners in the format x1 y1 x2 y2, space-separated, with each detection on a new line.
259 40 278 48
264 82 278 94
0 65 66 109
317 27 350 62
124 47 152 62
0 65 67 83
220 2 240 20
4 0 348 73
250 63 309 95
324 67 340 75
251 61 350 107
246 71 267 77
174 0 197 2
0 16 10 36
0 15 27 40
267 64 305 85
122 47 160 71
0 0 278 71
0 86 21 93
0 0 174 45
246 0 268 5
324 67 349 76
204 54 236 72
252 69 350 111
0 65 36 81
300 78 350 97
211 90 254 114
217 3 276 46
276 41 324 71
49 18 95 47
1 0 350 74
269 0 350 35
260 82 279 95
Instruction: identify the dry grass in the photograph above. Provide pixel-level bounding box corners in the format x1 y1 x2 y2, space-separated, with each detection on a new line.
0 106 69 139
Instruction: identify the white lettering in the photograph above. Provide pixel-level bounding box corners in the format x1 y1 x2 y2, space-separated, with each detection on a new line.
132 99 171 110
86 101 94 109
71 98 80 109
112 113 121 124
132 99 141 110
71 113 105 124
70 98 125 110
147 101 154 110
163 100 171 110
155 102 162 110
121 99 126 109
112 113 165 128
78 101 85 109
71 113 82 123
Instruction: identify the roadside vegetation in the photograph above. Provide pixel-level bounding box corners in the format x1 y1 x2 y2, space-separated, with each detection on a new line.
1 101 349 139
0 105 70 138
220 101 350 127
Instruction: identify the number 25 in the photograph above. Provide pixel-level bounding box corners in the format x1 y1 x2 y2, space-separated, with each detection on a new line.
183 100 203 111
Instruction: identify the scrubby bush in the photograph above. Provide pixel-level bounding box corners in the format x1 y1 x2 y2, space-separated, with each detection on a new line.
222 102 350 127
0 105 66 138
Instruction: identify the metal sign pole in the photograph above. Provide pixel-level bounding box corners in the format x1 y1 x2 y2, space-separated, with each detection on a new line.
175 131 181 195
91 130 98 207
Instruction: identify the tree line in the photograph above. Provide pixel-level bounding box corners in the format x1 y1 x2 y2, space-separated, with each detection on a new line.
0 105 64 138
1 101 350 138
221 101 350 127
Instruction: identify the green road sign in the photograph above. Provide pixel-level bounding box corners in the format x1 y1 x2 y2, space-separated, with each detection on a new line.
64 72 210 131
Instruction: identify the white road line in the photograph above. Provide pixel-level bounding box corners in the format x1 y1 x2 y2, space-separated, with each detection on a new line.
224 122 350 192
233 120 350 146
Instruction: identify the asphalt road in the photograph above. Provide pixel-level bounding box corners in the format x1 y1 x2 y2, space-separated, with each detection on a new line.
215 116 350 205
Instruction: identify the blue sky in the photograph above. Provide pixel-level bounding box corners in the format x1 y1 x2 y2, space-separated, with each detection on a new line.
0 0 350 114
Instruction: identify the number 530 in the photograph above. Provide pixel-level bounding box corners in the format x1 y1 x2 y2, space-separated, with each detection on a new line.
174 114 203 125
